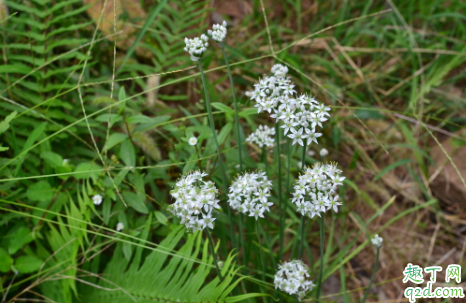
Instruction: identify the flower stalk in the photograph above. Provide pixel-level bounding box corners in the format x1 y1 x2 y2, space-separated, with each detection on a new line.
206 228 224 281
360 248 380 303
315 215 324 302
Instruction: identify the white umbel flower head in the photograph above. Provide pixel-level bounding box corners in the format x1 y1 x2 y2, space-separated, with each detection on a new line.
292 162 345 218
184 34 209 61
92 194 102 205
116 222 124 231
371 234 383 248
228 171 273 220
208 21 227 45
168 171 220 232
246 64 330 146
319 148 328 157
274 259 315 301
188 136 198 146
246 125 275 148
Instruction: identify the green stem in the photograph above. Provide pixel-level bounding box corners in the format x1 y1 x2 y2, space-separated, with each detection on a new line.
221 46 243 172
298 216 306 259
315 215 325 302
239 213 247 268
197 61 235 248
284 138 291 233
302 139 307 169
360 248 380 303
276 123 283 260
206 228 223 281
262 145 268 176
256 220 266 283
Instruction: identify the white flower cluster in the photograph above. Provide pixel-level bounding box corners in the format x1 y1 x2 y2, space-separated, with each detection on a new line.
92 194 102 205
168 171 220 232
246 125 275 148
228 171 273 220
208 21 227 44
371 234 383 248
246 64 331 146
184 34 209 62
292 162 345 218
274 260 315 301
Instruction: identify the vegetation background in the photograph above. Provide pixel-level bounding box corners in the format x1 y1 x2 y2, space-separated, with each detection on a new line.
1 0 466 302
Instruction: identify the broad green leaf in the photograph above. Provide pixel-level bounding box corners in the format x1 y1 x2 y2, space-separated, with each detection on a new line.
40 151 63 168
0 111 17 134
120 139 136 167
104 133 128 151
154 211 168 226
73 162 103 180
217 122 233 145
0 248 13 272
126 115 154 124
26 180 54 202
118 87 126 113
15 255 43 274
122 192 148 214
238 108 257 117
211 102 234 115
8 226 33 254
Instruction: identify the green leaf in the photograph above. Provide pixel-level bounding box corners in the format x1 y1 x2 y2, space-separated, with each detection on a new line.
118 87 126 113
120 139 136 167
15 255 43 274
92 96 116 105
0 248 13 272
40 151 63 168
104 133 128 151
211 102 234 115
217 122 233 145
332 127 341 147
15 122 47 175
0 111 17 134
354 109 384 120
238 108 257 117
126 115 154 124
133 115 172 133
154 211 168 226
374 159 413 181
8 226 33 254
26 180 54 202
73 162 103 180
122 192 148 214
122 241 134 262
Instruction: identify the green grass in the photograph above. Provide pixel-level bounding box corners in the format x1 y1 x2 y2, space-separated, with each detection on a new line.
1 0 466 302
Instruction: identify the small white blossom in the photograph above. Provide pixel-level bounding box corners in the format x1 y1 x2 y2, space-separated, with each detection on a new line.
92 194 102 205
184 34 209 61
228 171 273 220
274 259 315 301
208 21 227 44
319 148 328 157
63 159 69 165
246 125 275 148
371 234 383 248
307 150 315 157
246 64 330 146
188 136 198 146
292 162 345 217
168 171 220 232
116 222 124 231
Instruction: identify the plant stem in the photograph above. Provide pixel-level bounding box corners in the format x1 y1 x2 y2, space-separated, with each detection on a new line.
256 220 266 283
262 145 268 176
315 215 325 302
284 138 291 235
205 228 223 282
298 215 306 259
360 248 380 303
239 213 247 268
302 139 307 169
197 61 235 248
276 123 283 260
221 46 243 172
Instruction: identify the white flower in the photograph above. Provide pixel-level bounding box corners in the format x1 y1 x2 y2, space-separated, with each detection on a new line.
184 34 209 61
246 125 275 148
208 21 227 44
92 194 102 205
188 136 198 146
274 259 315 301
307 150 315 157
168 171 220 232
291 162 345 217
246 64 330 146
371 234 383 248
63 159 69 165
116 222 124 231
319 148 328 157
228 171 273 220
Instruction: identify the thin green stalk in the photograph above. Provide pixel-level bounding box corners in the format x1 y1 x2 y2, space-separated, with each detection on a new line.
276 123 283 260
315 215 325 302
360 248 380 303
197 61 235 248
284 138 292 235
255 220 266 286
221 46 243 172
262 145 268 176
298 216 306 259
302 139 307 169
239 213 247 268
205 228 223 281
